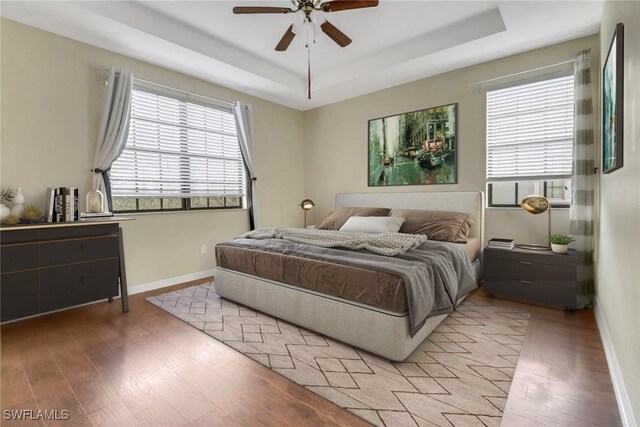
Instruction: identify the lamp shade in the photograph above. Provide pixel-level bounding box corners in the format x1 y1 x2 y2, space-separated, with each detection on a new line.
300 199 315 211
520 195 549 214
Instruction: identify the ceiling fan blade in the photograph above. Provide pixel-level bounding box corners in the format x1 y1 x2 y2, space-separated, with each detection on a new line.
320 0 379 13
275 25 296 51
320 20 352 47
233 6 292 14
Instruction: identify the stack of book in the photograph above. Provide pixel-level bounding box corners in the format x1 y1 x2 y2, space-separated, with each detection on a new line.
488 238 515 250
44 187 79 222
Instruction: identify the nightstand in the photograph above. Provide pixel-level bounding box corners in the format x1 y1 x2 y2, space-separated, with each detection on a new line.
482 246 578 310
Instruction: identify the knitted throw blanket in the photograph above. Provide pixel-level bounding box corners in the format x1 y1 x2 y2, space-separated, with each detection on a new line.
243 227 428 256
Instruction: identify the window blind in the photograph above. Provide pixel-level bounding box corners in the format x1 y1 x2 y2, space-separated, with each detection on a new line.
486 74 574 181
110 85 244 198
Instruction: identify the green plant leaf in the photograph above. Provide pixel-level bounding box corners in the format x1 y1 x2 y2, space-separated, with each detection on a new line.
549 234 576 245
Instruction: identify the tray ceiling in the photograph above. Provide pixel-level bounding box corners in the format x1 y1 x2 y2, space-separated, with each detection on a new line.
1 1 603 110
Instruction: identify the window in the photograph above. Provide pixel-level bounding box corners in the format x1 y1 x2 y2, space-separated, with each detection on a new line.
486 73 574 207
488 179 571 208
110 83 244 213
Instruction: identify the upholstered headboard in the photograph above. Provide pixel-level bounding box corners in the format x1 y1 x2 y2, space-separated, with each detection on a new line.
335 191 485 243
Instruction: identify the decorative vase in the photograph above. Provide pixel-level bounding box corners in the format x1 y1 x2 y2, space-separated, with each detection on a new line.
86 189 105 213
0 203 10 221
13 187 25 204
10 187 25 216
551 243 568 254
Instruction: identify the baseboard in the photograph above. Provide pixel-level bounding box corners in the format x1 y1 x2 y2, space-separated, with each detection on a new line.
128 269 216 296
593 297 637 427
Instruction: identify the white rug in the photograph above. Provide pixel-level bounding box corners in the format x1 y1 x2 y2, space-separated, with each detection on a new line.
147 283 530 427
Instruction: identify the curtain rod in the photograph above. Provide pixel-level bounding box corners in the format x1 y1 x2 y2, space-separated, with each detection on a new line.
469 59 575 87
97 65 234 108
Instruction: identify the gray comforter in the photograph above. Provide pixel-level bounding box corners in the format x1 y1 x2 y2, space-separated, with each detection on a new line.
224 233 477 337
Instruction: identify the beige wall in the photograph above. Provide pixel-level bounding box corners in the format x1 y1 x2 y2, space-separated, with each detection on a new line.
597 1 640 424
0 19 305 286
302 35 600 245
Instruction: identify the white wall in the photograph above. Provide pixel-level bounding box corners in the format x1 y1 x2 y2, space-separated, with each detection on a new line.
0 19 305 286
596 1 640 425
302 36 600 245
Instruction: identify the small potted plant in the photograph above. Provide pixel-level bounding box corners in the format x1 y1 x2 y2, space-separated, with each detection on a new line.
549 234 575 254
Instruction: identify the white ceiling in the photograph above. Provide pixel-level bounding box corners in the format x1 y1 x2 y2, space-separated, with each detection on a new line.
1 1 603 111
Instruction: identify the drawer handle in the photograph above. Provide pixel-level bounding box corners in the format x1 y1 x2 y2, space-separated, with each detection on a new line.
520 261 532 265
520 280 533 284
80 243 85 250
80 276 85 284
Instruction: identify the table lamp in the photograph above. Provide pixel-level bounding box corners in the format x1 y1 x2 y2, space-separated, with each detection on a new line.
519 195 551 250
300 199 315 228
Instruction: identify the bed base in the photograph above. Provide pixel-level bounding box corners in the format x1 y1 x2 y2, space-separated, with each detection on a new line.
215 263 479 361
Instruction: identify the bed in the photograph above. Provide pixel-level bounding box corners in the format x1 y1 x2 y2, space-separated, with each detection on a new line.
214 191 484 361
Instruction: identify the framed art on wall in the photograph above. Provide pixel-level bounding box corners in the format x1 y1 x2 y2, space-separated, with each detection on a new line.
602 22 624 174
368 103 458 186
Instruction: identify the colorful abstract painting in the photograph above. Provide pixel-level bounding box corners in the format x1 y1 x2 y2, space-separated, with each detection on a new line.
368 104 457 187
603 23 624 174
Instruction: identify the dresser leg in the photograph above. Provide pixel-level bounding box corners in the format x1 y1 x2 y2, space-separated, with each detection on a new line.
108 297 114 303
118 227 130 313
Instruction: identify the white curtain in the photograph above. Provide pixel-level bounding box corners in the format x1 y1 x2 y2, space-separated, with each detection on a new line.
92 67 133 211
232 102 258 229
570 49 595 308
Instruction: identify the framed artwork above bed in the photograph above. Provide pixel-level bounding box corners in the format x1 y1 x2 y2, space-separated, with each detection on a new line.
368 103 458 186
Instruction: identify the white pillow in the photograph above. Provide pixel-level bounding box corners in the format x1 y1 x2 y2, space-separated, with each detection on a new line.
339 216 405 234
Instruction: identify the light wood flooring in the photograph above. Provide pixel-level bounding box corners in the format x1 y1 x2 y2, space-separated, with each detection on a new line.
1 280 622 426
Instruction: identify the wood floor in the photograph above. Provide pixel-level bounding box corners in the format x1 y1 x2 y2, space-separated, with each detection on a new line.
1 280 621 426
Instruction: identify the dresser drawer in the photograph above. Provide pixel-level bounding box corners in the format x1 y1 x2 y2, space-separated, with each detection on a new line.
484 258 576 283
39 224 118 241
1 270 39 322
39 236 119 267
484 279 577 309
1 229 39 244
1 244 38 273
39 259 119 312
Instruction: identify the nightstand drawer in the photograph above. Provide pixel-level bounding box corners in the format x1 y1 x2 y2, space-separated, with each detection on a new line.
484 248 576 267
484 279 577 309
40 259 119 312
39 236 119 267
484 259 576 283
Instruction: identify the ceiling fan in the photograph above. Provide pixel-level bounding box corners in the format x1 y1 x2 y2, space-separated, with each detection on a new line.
233 0 379 99
233 1 378 51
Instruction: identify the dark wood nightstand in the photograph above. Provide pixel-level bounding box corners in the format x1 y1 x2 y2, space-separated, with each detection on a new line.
482 246 578 310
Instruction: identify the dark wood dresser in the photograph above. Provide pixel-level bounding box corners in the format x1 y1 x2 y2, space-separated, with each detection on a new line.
1 218 132 322
483 246 578 310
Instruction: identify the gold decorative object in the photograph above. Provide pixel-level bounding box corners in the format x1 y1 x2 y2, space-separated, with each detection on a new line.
20 204 43 219
2 214 19 225
519 195 551 251
300 199 315 228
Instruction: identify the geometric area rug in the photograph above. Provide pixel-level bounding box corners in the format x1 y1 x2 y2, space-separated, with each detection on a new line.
147 283 530 427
